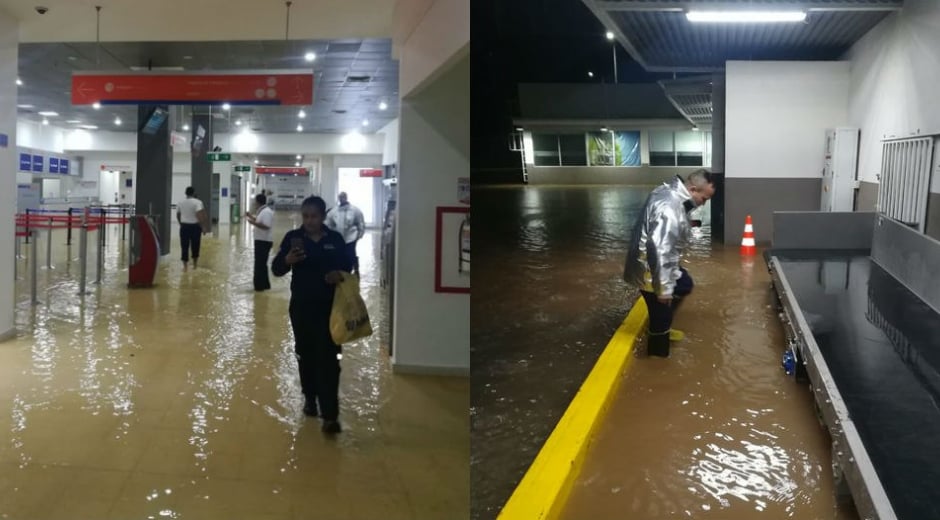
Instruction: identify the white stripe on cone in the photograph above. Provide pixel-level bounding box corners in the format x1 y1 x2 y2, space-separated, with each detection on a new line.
744 224 753 233
741 237 756 246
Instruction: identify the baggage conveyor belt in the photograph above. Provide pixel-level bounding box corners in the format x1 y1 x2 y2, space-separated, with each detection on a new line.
768 250 940 520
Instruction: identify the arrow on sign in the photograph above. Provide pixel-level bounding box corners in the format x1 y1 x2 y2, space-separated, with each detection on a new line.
75 82 96 102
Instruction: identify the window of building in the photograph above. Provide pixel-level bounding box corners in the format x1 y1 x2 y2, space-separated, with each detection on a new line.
532 134 560 166
649 130 711 167
559 134 587 166
649 130 676 166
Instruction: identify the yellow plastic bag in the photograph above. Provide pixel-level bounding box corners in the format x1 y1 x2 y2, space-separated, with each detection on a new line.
330 273 373 345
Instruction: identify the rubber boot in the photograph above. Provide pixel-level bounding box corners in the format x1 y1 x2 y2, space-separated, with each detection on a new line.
648 331 670 358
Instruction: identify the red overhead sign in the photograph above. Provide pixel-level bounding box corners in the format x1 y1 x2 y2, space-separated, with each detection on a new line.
71 70 314 106
359 168 383 178
255 167 309 176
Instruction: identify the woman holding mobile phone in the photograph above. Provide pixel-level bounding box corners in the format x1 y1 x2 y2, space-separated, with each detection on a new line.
271 196 351 434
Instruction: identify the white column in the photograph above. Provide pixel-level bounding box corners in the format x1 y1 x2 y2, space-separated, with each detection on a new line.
215 160 232 227
0 11 18 339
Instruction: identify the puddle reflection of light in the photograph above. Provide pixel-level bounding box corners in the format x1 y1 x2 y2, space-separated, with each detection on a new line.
688 438 798 512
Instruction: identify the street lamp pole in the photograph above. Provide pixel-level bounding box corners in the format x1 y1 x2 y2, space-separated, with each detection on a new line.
606 31 618 84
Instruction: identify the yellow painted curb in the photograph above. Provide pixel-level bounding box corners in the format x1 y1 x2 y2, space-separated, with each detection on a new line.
498 298 649 520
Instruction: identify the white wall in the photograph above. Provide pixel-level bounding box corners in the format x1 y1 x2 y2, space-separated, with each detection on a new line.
394 0 469 98
394 53 469 374
846 0 940 192
725 61 850 179
17 120 65 152
379 118 400 165
0 10 17 339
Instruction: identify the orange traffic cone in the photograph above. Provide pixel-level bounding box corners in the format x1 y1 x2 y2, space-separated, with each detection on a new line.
740 215 756 256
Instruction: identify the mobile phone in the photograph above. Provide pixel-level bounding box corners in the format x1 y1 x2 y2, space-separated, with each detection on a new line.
290 238 304 251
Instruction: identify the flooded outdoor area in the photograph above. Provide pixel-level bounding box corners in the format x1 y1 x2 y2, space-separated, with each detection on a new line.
471 184 858 520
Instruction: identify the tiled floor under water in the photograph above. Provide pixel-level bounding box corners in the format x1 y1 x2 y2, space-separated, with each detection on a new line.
0 216 468 520
562 247 858 519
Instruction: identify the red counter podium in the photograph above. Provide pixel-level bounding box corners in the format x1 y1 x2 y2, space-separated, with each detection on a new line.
128 215 160 288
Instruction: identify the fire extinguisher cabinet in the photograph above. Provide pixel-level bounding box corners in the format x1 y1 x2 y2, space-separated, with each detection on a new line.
128 215 161 288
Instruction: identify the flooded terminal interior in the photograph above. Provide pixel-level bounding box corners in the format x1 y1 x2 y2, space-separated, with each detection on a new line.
473 1 940 519
0 1 469 519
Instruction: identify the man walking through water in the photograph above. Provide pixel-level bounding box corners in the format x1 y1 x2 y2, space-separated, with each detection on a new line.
624 169 715 357
325 192 366 276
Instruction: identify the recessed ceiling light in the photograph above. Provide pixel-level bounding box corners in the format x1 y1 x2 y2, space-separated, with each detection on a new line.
68 56 78 61
362 119 370 127
222 103 231 111
66 120 81 124
235 120 243 126
42 118 49 125
379 101 388 111
79 124 98 130
253 159 259 164
601 126 608 132
294 162 300 167
183 55 193 60
16 78 22 86
606 31 615 40
17 104 34 109
692 126 700 131
588 71 594 78
298 109 306 119
92 102 101 110
304 52 316 62
182 123 190 131
515 127 523 131
38 111 58 117
296 124 303 132
114 117 122 126
295 154 301 159
686 10 807 23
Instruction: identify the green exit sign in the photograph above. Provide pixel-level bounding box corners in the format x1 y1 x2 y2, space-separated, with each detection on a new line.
207 153 231 161
234 165 251 172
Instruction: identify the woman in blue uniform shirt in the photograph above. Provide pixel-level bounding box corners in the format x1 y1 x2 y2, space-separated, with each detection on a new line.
272 196 351 434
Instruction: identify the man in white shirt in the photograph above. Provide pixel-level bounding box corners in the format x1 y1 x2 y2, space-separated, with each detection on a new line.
325 192 366 276
246 193 275 291
176 187 208 270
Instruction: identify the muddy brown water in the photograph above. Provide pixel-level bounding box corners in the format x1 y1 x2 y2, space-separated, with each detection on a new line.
562 247 858 519
471 185 651 520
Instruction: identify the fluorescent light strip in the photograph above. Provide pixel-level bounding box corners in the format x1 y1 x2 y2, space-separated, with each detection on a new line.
686 10 806 23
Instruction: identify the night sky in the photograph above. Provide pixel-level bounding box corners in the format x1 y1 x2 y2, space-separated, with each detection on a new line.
471 0 662 172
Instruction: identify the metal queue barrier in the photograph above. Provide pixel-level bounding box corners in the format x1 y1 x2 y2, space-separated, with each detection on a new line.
14 206 133 304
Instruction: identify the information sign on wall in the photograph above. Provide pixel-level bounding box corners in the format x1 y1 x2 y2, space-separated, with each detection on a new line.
458 177 470 205
359 168 383 178
31 155 43 173
49 157 60 173
19 153 31 171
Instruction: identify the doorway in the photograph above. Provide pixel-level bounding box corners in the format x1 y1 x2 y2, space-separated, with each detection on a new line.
99 170 120 204
338 168 376 226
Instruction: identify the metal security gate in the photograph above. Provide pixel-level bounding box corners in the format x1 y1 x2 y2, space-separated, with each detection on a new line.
878 137 933 233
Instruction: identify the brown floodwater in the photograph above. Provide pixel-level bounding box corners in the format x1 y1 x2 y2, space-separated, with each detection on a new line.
562 246 859 520
470 185 652 520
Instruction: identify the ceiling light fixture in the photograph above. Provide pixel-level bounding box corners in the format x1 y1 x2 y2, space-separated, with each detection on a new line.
16 78 23 86
235 120 243 126
79 124 98 130
379 101 388 111
254 159 259 164
298 109 306 119
362 119 369 127
38 111 59 117
588 71 594 78
600 126 608 132
183 123 190 131
692 126 700 131
92 102 101 110
606 31 615 40
66 120 81 124
515 127 524 132
296 124 303 132
42 118 49 125
295 154 301 160
222 103 231 111
17 104 34 109
686 10 806 23
114 117 122 126
304 52 316 62
295 162 301 167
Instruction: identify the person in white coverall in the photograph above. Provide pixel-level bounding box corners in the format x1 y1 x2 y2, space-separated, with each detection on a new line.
325 192 366 276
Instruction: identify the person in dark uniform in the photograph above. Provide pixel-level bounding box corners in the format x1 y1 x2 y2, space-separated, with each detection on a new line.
271 196 351 434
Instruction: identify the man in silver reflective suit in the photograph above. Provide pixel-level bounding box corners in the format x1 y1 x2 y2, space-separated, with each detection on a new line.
624 170 715 357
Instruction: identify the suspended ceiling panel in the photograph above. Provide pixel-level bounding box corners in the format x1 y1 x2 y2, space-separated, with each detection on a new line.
583 0 902 72
659 75 714 125
16 39 399 134
0 0 393 43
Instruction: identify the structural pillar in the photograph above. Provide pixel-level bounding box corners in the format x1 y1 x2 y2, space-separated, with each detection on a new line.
190 112 214 228
711 72 726 243
0 11 18 339
135 105 174 255
214 158 232 231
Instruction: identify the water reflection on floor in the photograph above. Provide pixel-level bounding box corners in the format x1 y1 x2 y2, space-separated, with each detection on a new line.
1 215 468 520
470 185 650 519
562 248 858 519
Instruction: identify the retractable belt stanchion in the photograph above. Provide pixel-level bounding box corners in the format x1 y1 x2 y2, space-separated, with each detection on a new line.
121 207 127 241
67 208 73 246
45 217 53 269
30 231 38 305
96 213 104 284
79 210 88 295
25 209 30 245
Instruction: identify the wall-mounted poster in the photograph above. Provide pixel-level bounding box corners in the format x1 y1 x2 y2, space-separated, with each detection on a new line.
586 131 641 166
435 206 470 294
